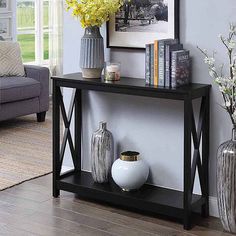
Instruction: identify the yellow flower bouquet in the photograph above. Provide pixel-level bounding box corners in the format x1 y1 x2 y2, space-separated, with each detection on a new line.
65 0 123 28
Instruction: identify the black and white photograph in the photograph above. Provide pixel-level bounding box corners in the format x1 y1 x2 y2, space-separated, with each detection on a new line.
0 17 11 38
116 0 168 33
0 0 8 12
107 0 179 49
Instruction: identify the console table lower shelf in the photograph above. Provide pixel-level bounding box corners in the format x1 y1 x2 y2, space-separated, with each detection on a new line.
57 171 204 221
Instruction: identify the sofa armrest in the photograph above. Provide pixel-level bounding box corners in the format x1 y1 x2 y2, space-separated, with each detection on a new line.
24 65 50 112
24 65 50 82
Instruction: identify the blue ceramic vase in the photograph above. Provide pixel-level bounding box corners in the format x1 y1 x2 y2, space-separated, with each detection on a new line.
80 26 104 78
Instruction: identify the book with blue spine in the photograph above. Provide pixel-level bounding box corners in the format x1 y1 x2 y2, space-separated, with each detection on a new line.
150 43 154 85
145 44 151 84
165 43 183 87
158 39 178 86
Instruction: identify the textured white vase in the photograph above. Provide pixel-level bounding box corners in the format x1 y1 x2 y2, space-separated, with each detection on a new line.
111 151 149 191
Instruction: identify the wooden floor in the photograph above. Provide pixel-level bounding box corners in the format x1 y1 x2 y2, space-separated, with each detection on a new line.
0 174 232 236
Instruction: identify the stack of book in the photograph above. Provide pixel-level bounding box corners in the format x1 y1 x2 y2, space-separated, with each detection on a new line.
145 39 191 88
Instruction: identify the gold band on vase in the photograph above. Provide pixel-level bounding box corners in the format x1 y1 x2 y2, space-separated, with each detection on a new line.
120 151 140 161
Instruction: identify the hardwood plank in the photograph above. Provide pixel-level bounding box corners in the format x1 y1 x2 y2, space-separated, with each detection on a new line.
0 191 41 206
4 184 52 203
29 174 52 188
140 215 232 236
23 212 119 236
61 194 231 236
0 192 153 236
0 195 115 236
0 173 229 236
48 197 194 236
0 224 36 236
0 211 83 236
0 201 35 217
11 221 80 236
0 202 114 236
27 207 155 236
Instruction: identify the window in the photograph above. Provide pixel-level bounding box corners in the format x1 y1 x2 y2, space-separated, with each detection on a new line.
17 0 49 64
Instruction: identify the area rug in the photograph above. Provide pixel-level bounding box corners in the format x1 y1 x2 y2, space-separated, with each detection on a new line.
0 110 52 191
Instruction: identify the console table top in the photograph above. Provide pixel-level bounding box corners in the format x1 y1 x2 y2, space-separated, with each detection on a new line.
52 73 211 100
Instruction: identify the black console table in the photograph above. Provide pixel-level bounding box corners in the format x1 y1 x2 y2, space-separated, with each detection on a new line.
52 73 211 230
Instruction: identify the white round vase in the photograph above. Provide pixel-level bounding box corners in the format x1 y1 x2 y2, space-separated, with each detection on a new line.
111 151 149 191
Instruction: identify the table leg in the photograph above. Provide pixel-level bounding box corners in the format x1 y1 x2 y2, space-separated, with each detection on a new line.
183 98 192 229
53 81 60 198
74 89 82 173
201 93 210 217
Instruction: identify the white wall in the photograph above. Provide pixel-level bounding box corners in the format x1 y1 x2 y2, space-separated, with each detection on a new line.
63 0 236 200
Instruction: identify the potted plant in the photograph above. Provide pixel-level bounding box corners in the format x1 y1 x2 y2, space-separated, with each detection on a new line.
199 23 236 233
66 0 123 78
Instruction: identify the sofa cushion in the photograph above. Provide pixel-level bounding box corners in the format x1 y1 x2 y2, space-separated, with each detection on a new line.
0 42 25 77
0 77 41 104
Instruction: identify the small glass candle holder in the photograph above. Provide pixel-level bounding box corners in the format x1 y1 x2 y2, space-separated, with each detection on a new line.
104 62 121 81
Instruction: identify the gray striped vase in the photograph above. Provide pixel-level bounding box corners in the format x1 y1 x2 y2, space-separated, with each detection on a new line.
217 127 236 233
91 122 114 183
80 26 104 78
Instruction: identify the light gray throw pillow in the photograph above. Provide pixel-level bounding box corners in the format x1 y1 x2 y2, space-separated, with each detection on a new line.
0 42 25 77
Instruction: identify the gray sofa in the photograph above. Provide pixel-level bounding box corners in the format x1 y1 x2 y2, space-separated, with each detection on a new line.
0 65 49 122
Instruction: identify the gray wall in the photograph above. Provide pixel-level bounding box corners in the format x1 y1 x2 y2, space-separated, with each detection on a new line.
63 0 236 197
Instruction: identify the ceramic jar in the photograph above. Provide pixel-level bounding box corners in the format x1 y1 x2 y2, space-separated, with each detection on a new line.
111 151 149 191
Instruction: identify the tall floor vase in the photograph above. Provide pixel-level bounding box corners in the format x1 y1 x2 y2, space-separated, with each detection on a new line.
217 127 236 233
80 26 104 78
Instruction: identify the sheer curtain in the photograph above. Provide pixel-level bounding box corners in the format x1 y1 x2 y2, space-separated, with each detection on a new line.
49 0 63 76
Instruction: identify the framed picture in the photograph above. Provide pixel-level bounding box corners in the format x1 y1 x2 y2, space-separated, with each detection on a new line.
107 0 179 49
0 16 11 39
0 0 9 12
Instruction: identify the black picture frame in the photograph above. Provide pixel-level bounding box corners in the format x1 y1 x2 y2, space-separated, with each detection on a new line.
107 0 179 50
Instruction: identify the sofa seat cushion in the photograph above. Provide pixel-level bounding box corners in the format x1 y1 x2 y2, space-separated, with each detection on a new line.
0 77 41 104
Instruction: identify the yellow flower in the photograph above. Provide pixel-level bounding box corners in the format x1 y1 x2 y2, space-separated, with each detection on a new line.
65 0 123 28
